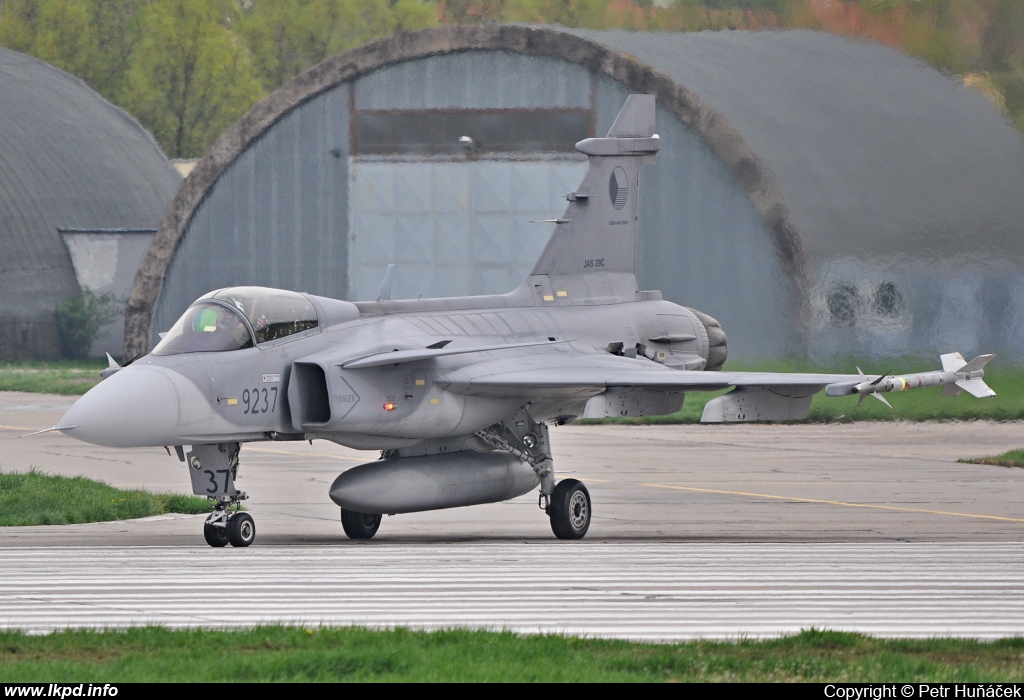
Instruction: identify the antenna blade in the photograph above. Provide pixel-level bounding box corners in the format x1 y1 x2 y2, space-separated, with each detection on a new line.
376 264 395 302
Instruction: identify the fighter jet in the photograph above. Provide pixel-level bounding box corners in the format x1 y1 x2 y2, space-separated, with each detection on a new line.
53 95 996 547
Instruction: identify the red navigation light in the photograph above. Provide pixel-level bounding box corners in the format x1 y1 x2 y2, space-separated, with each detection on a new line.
383 402 395 411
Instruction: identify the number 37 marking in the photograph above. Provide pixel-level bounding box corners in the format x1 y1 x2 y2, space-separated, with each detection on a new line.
242 386 277 415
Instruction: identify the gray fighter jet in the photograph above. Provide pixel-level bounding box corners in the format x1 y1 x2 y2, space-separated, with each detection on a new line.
54 95 996 547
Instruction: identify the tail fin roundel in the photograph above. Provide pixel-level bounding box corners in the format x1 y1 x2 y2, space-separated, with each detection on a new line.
530 95 659 290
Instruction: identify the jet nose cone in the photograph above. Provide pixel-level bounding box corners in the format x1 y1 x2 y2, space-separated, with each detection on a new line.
58 366 180 448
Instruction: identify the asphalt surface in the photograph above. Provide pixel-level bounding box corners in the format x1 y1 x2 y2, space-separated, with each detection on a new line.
5 543 1024 639
2 392 1023 639
2 392 1023 545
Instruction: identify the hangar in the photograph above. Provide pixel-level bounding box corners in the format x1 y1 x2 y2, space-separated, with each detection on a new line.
0 47 180 360
125 25 1024 361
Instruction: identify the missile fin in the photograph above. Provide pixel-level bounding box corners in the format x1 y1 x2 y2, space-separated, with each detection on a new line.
940 352 966 372
958 353 995 375
941 382 963 398
954 378 996 399
871 393 893 409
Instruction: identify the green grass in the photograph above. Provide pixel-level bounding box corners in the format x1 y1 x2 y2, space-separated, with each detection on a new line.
0 470 211 526
581 357 1024 425
0 628 1021 682
0 360 106 395
959 449 1024 469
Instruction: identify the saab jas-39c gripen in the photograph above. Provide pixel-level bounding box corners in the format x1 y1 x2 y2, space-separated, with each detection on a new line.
52 95 996 547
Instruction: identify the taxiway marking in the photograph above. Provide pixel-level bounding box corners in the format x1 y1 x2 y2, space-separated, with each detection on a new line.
642 482 1024 524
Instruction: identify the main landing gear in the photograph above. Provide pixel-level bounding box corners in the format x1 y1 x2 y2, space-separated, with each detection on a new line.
477 409 593 540
340 509 382 539
547 478 591 540
183 442 256 548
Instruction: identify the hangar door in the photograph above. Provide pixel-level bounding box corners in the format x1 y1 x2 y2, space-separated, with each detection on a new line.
348 108 589 301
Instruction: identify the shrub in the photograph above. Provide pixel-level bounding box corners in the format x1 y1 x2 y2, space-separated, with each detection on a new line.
54 288 123 359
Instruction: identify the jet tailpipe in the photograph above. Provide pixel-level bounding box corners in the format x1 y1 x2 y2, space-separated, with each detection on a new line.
329 451 539 514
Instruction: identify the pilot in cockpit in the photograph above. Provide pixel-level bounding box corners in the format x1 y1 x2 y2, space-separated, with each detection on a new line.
188 306 251 351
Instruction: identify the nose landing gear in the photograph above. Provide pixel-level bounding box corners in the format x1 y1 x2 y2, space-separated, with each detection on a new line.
184 442 256 548
202 495 253 547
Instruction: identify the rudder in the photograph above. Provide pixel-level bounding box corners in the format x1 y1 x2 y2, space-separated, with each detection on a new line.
527 95 660 302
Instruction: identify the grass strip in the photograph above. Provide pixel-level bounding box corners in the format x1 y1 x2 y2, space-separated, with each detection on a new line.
0 360 106 396
0 627 1022 682
0 470 211 526
959 449 1024 469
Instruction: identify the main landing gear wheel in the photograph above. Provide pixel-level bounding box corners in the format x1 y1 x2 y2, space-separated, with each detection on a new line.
341 509 382 539
227 512 256 547
203 521 229 547
548 478 591 540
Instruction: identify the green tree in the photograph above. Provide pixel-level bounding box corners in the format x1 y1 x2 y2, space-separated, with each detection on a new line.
0 0 144 98
120 0 264 158
0 0 96 78
236 0 437 94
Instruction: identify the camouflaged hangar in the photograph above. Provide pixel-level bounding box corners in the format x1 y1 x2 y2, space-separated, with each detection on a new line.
124 25 1024 361
0 48 181 360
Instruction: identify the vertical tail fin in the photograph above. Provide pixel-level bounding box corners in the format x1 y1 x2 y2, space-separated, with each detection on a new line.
528 95 659 301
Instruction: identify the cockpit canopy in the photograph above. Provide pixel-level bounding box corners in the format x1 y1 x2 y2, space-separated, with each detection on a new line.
153 287 319 355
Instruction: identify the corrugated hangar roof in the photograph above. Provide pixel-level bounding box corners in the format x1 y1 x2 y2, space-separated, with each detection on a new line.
0 47 181 321
566 28 1024 264
125 24 1024 358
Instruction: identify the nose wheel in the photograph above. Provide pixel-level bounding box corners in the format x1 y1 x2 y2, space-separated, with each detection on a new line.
203 519 229 547
227 512 256 547
547 478 591 540
201 491 253 548
203 500 255 548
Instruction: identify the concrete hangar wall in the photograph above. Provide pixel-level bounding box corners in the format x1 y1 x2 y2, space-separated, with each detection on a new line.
126 25 1024 361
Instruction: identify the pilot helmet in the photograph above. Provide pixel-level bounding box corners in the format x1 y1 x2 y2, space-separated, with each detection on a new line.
193 308 219 333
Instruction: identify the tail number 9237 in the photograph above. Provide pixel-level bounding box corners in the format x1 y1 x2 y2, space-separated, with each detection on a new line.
243 386 278 415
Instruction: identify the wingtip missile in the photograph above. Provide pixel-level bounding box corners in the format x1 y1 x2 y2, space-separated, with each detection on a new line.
100 353 122 380
826 352 996 402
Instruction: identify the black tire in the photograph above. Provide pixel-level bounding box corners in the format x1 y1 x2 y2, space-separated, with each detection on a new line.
203 521 229 548
548 479 591 540
341 509 382 539
226 512 256 547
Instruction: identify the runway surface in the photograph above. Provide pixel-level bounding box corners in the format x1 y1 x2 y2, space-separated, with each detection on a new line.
3 543 1023 640
2 392 1023 639
3 392 1024 544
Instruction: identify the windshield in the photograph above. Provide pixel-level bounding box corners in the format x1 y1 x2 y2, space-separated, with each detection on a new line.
153 302 254 355
210 287 318 344
153 287 320 356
